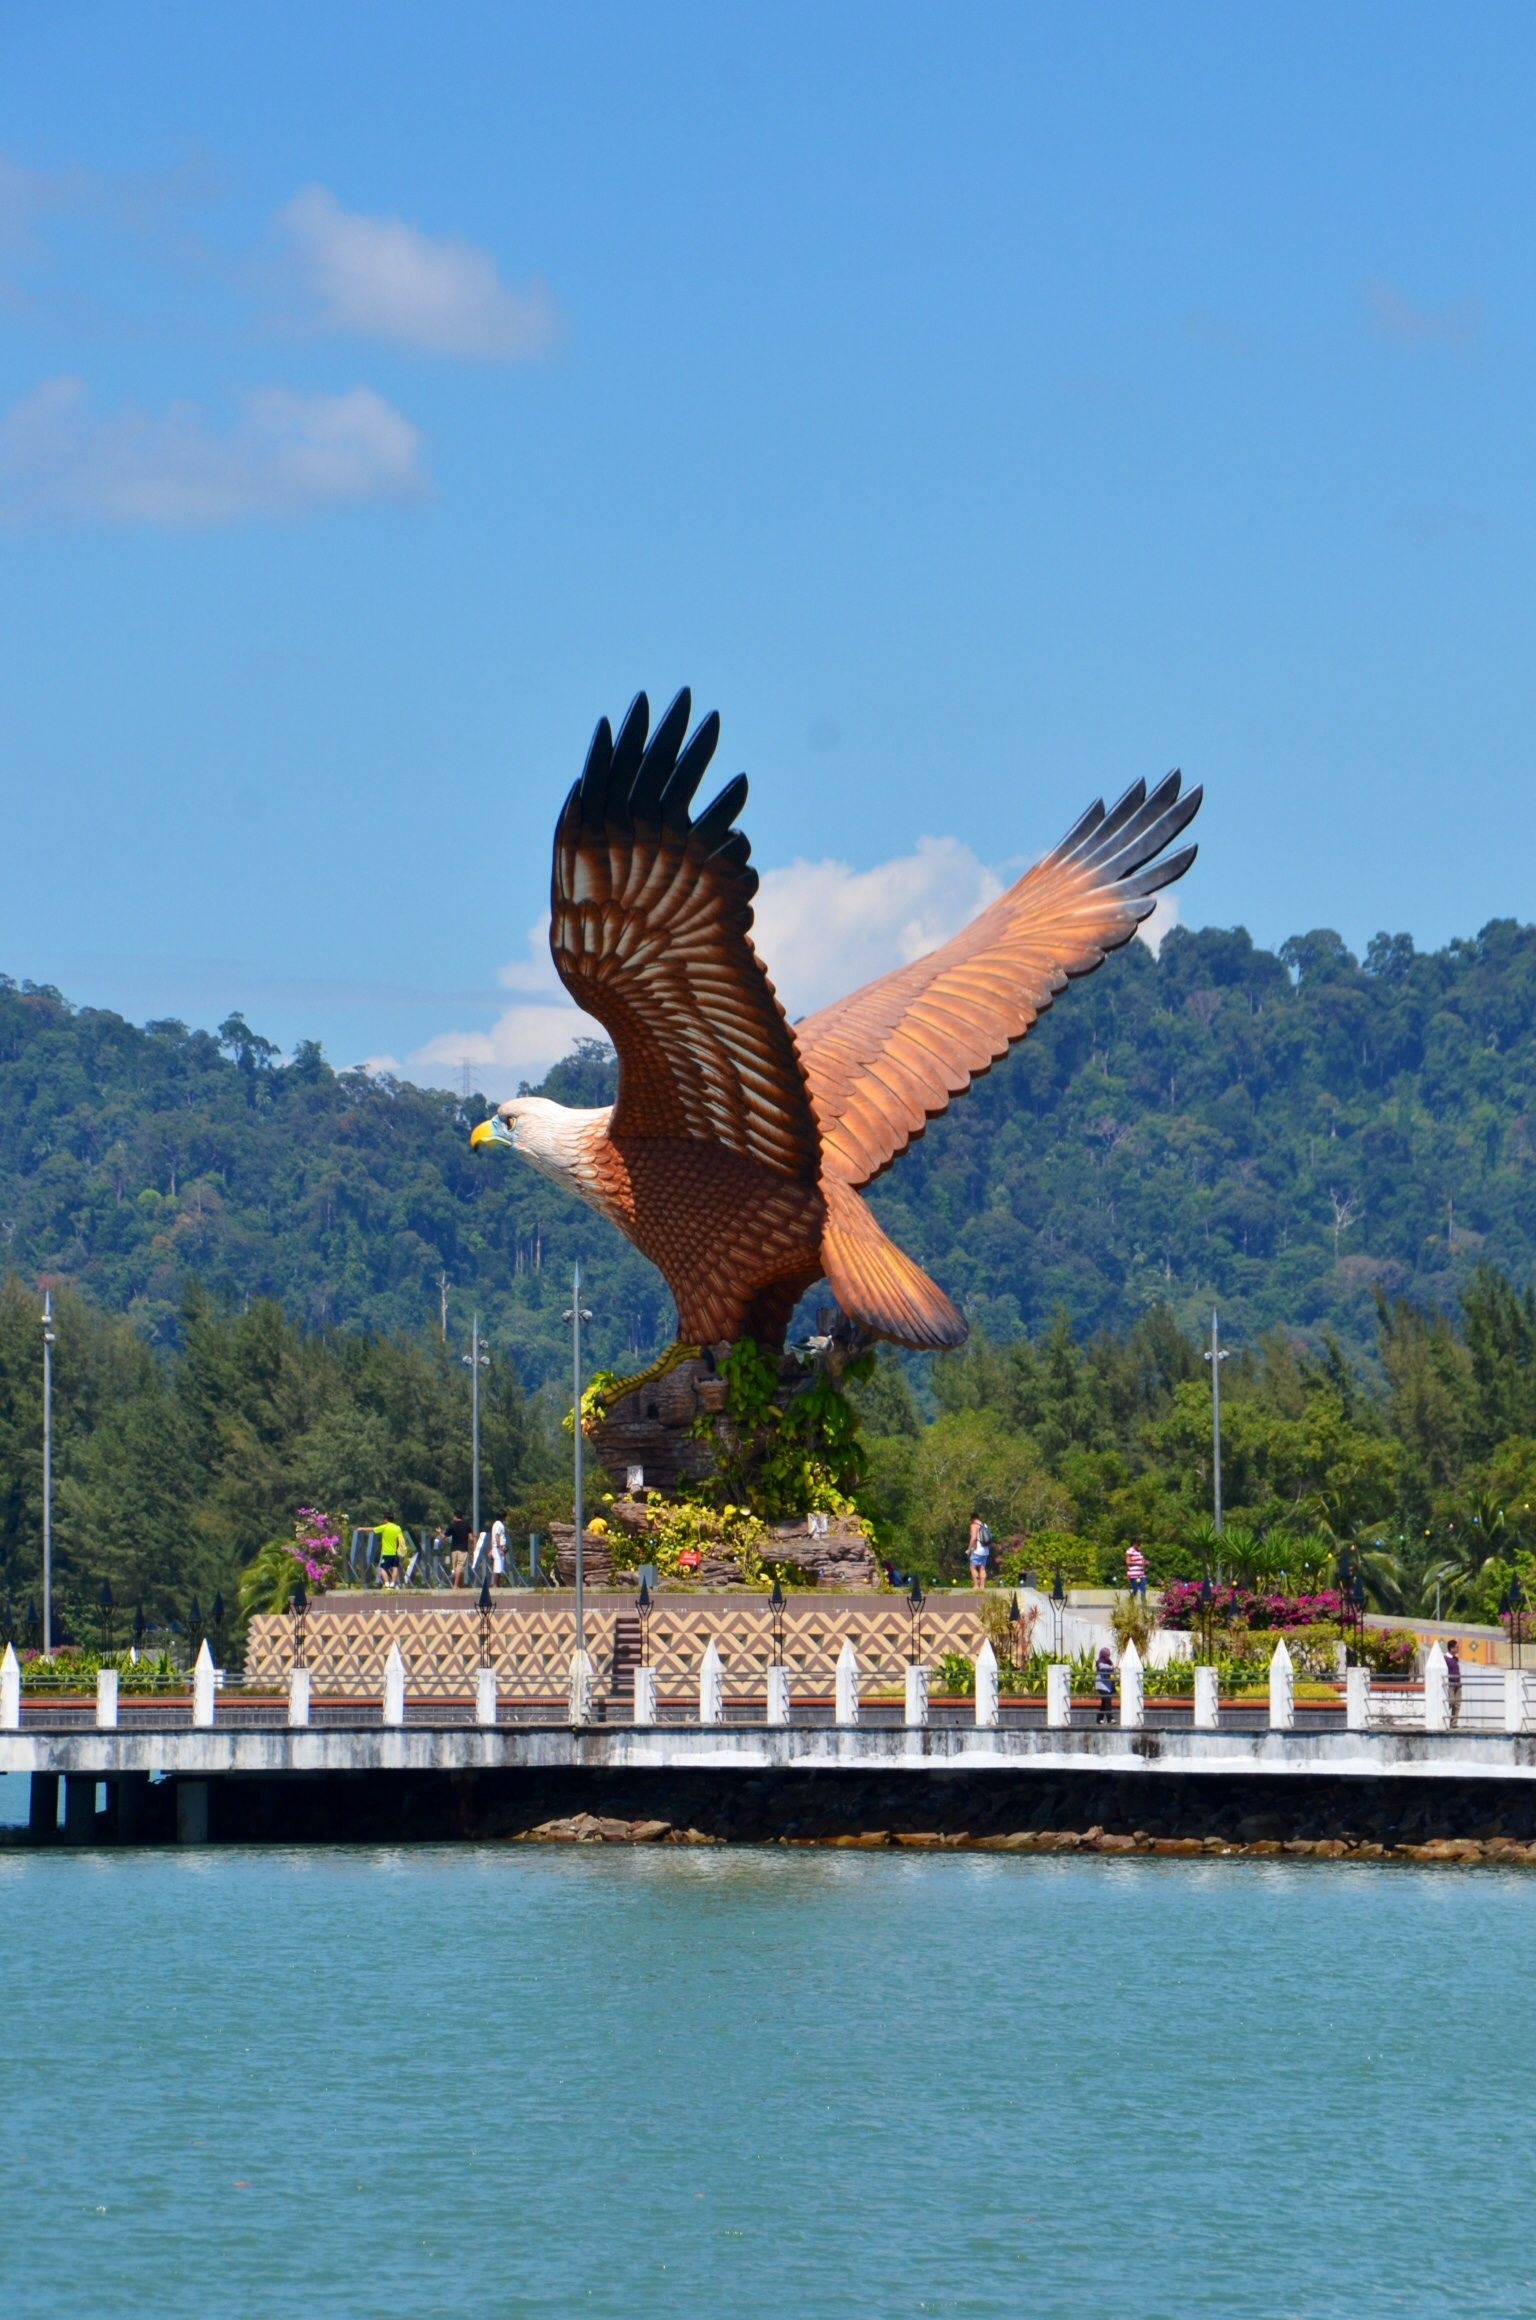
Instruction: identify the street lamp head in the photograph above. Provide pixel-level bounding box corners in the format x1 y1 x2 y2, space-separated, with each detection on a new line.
100 1578 114 1610
638 1575 652 1615
770 1576 785 1613
1051 1568 1065 1606
908 1575 925 1614
291 1580 307 1615
478 1576 493 1613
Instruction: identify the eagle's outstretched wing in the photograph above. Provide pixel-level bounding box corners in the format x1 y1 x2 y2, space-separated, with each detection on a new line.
795 773 1201 1189
550 690 821 1180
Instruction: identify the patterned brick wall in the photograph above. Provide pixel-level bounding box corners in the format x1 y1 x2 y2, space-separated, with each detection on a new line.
246 1591 994 1701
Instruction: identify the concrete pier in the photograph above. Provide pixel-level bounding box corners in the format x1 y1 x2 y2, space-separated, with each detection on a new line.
10 1719 1536 1857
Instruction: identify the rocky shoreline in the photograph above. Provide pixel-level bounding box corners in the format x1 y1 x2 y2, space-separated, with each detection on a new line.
515 1810 1536 1865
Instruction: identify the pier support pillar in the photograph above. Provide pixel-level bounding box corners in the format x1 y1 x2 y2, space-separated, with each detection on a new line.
765 1666 790 1727
1346 1666 1371 1731
633 1666 658 1724
289 1668 311 1727
476 1667 498 1727
1046 1664 1071 1729
176 1780 210 1845
1423 1641 1450 1732
63 1775 98 1843
1506 1669 1527 1735
112 1771 150 1844
96 1669 119 1728
28 1771 58 1836
904 1664 928 1728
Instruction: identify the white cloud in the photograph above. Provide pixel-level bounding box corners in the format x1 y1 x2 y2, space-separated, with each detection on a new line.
753 836 1003 1018
1136 891 1180 956
0 376 423 525
408 916 591 1097
281 184 560 360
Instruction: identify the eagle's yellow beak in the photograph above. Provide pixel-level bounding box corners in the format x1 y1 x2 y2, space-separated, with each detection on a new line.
470 1117 512 1151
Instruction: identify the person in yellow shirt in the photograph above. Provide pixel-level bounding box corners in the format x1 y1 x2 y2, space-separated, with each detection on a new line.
375 1519 409 1590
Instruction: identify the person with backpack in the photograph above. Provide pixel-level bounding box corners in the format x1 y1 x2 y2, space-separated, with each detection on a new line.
1094 1644 1117 1725
968 1515 992 1589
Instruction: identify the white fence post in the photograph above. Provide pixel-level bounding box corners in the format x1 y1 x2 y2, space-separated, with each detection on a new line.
567 1648 593 1726
383 1642 406 1729
700 1639 725 1725
193 1639 216 1729
1193 1665 1219 1730
1046 1663 1071 1729
766 1665 791 1727
2 1641 22 1730
1268 1639 1294 1730
835 1637 859 1726
633 1665 659 1724
1423 1640 1449 1732
288 1666 312 1727
476 1666 498 1728
904 1663 928 1728
1506 1667 1528 1736
1346 1664 1371 1731
974 1639 1000 1728
96 1667 118 1729
1119 1641 1144 1730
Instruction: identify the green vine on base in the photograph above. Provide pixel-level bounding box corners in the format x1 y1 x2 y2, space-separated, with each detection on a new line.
562 1341 703 1437
690 1337 875 1526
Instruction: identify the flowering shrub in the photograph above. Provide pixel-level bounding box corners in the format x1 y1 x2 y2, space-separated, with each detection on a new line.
290 1507 344 1591
1160 1580 1345 1631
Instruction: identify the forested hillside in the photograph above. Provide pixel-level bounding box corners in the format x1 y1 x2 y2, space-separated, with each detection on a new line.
2 912 1535 1386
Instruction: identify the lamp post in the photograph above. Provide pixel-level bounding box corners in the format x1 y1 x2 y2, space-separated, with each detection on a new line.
478 1573 494 1670
290 1579 308 1673
638 1574 654 1668
1050 1567 1066 1661
99 1579 114 1656
907 1575 925 1666
463 1313 490 1538
41 1288 54 1655
1007 1590 1022 1677
563 1264 594 1658
1202 1310 1230 1546
769 1575 786 1668
1199 1574 1214 1667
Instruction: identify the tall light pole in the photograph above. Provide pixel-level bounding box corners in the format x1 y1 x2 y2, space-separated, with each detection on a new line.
563 1264 593 1656
463 1312 489 1536
1203 1309 1229 1554
41 1289 54 1655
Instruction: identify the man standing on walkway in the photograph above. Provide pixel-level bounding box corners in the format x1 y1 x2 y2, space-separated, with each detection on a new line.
1446 1638 1463 1725
446 1510 474 1588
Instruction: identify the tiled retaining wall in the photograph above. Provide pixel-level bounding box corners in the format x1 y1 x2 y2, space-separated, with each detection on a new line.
245 1590 994 1701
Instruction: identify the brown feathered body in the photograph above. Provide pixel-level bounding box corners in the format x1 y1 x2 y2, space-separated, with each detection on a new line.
482 691 1201 1354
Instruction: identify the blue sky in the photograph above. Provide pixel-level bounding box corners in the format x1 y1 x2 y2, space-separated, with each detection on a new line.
1 2 1531 1091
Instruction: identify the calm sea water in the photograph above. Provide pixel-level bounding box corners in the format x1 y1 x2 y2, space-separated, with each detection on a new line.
1 1841 1531 2319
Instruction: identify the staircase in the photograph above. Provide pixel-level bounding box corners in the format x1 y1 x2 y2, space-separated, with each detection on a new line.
608 1612 642 1709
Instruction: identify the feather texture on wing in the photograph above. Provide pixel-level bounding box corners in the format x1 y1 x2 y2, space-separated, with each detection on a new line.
794 773 1200 1189
550 690 822 1182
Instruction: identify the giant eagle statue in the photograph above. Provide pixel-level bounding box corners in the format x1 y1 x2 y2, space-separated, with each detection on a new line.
471 691 1200 1354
